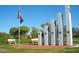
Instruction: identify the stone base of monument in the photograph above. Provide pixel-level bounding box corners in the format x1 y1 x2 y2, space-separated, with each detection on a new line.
11 44 68 49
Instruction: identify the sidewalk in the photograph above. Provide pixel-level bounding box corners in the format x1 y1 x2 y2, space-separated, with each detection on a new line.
12 44 68 49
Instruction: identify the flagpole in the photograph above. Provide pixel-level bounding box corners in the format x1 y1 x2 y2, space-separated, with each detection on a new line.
18 6 23 44
19 18 20 44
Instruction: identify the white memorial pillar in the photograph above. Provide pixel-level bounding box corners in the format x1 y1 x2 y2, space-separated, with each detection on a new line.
65 5 73 46
50 20 56 45
38 30 42 45
44 24 49 45
55 21 59 45
58 13 64 46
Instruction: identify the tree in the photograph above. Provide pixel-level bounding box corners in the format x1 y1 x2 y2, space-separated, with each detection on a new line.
9 26 30 38
20 26 30 35
72 27 79 35
19 26 31 44
31 27 39 38
9 27 18 38
9 26 31 44
63 25 66 37
72 27 76 34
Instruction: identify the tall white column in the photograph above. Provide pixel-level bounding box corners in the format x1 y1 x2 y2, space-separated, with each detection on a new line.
50 20 56 45
55 21 59 45
65 5 73 46
44 25 49 45
58 13 63 46
38 30 42 45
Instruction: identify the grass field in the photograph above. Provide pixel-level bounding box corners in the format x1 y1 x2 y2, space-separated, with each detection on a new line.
0 45 79 53
0 37 79 53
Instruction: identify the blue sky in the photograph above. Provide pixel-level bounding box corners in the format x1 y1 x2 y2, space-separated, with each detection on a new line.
0 5 79 33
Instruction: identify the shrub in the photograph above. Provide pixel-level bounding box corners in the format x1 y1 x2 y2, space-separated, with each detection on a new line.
0 32 9 45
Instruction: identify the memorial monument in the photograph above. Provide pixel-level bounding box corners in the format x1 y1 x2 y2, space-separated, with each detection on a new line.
38 5 73 46
50 20 56 45
65 5 73 46
58 12 63 46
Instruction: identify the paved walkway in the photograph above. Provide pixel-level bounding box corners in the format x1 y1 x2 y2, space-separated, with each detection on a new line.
12 44 69 49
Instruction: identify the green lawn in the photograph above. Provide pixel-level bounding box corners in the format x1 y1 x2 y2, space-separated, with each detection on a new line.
0 37 79 53
0 44 79 53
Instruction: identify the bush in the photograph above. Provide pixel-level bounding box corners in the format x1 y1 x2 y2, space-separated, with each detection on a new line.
20 35 32 44
15 35 32 44
0 32 9 45
0 39 8 45
20 38 32 44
